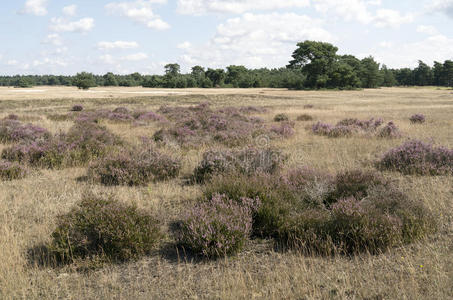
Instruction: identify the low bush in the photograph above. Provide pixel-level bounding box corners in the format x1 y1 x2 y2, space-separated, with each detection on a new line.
0 160 27 180
0 119 50 143
378 140 453 175
311 118 388 138
193 148 286 183
303 104 314 109
47 193 162 264
274 113 289 122
88 147 181 186
378 122 401 138
297 114 313 121
71 105 83 112
176 194 260 258
204 167 435 255
410 114 426 124
270 122 295 138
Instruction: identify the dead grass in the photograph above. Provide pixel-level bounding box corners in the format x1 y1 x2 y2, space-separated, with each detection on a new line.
1 87 452 299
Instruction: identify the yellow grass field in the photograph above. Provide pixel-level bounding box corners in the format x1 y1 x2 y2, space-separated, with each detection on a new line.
1 86 452 299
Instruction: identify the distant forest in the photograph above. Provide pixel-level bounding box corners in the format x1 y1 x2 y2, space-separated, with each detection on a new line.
1 41 452 90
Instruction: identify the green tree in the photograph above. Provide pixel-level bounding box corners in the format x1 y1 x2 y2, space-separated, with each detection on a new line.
380 65 397 87
103 72 118 86
165 63 181 77
73 72 96 90
359 56 381 88
205 68 226 87
287 41 338 88
413 60 433 86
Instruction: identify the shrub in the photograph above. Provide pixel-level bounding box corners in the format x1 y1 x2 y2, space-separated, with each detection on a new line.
0 119 50 143
274 113 289 122
303 104 314 109
378 122 401 138
112 107 130 114
71 105 83 112
204 167 435 255
176 194 260 257
4 114 19 120
378 140 453 175
270 122 295 138
193 148 286 183
312 118 386 138
410 114 426 124
87 147 181 186
0 160 27 180
48 193 162 263
297 114 313 121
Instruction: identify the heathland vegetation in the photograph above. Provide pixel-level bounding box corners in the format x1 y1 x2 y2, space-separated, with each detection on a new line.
1 41 453 90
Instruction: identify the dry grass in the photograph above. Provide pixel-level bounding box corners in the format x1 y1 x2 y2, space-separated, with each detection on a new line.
1 87 452 299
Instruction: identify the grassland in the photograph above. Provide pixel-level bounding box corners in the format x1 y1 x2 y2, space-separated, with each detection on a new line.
1 86 452 299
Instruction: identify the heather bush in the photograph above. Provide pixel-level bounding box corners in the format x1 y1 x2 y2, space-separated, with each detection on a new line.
4 114 19 120
274 113 289 122
204 167 435 255
378 140 453 175
177 194 260 257
270 122 295 138
238 106 267 114
311 118 386 138
1 136 68 169
378 122 401 138
48 193 162 264
296 114 313 121
112 107 130 114
88 147 181 186
0 119 50 143
71 105 83 112
410 114 426 124
193 148 286 183
304 104 314 109
0 160 27 180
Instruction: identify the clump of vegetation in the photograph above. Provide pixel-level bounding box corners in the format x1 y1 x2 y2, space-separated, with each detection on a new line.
378 122 401 138
410 114 426 124
88 147 181 186
274 113 289 122
154 103 288 147
378 140 453 175
270 122 295 138
0 160 28 180
304 104 314 109
311 118 387 138
297 114 313 121
71 105 83 112
193 148 286 183
0 119 50 143
204 168 435 255
47 193 162 264
176 194 260 258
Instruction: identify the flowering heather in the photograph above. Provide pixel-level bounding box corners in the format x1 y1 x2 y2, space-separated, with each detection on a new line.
4 114 19 120
270 121 295 138
71 105 83 112
112 107 130 114
304 104 314 109
48 193 162 264
177 194 261 258
193 148 286 183
274 113 290 122
107 112 134 122
378 122 401 138
0 119 50 143
154 103 282 147
135 111 167 123
87 146 181 186
378 140 453 175
238 106 268 114
0 160 27 180
311 117 386 138
410 114 426 124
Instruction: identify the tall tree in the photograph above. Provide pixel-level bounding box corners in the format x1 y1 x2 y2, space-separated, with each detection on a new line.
359 56 381 88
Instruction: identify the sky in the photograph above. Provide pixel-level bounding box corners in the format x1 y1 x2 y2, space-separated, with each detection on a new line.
1 0 453 75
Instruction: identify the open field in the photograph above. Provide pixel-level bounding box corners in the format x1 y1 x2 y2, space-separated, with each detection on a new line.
1 87 452 299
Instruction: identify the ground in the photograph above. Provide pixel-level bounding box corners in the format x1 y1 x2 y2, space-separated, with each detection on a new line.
0 86 452 299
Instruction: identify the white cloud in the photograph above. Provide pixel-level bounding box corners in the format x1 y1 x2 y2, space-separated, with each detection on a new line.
123 52 148 61
97 41 139 50
7 60 18 66
21 0 49 16
179 13 334 69
428 0 453 18
177 0 309 15
42 33 63 46
32 57 68 67
105 0 170 30
177 41 192 49
417 25 439 36
63 5 78 16
50 17 95 33
373 9 414 28
374 34 453 68
379 41 393 48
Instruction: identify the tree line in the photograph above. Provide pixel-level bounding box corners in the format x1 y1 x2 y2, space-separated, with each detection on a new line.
1 41 452 90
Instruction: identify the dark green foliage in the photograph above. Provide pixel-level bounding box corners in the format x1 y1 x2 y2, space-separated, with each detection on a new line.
274 113 289 122
48 193 162 264
73 72 97 90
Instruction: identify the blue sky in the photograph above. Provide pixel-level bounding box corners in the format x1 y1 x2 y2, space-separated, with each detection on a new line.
1 0 453 75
